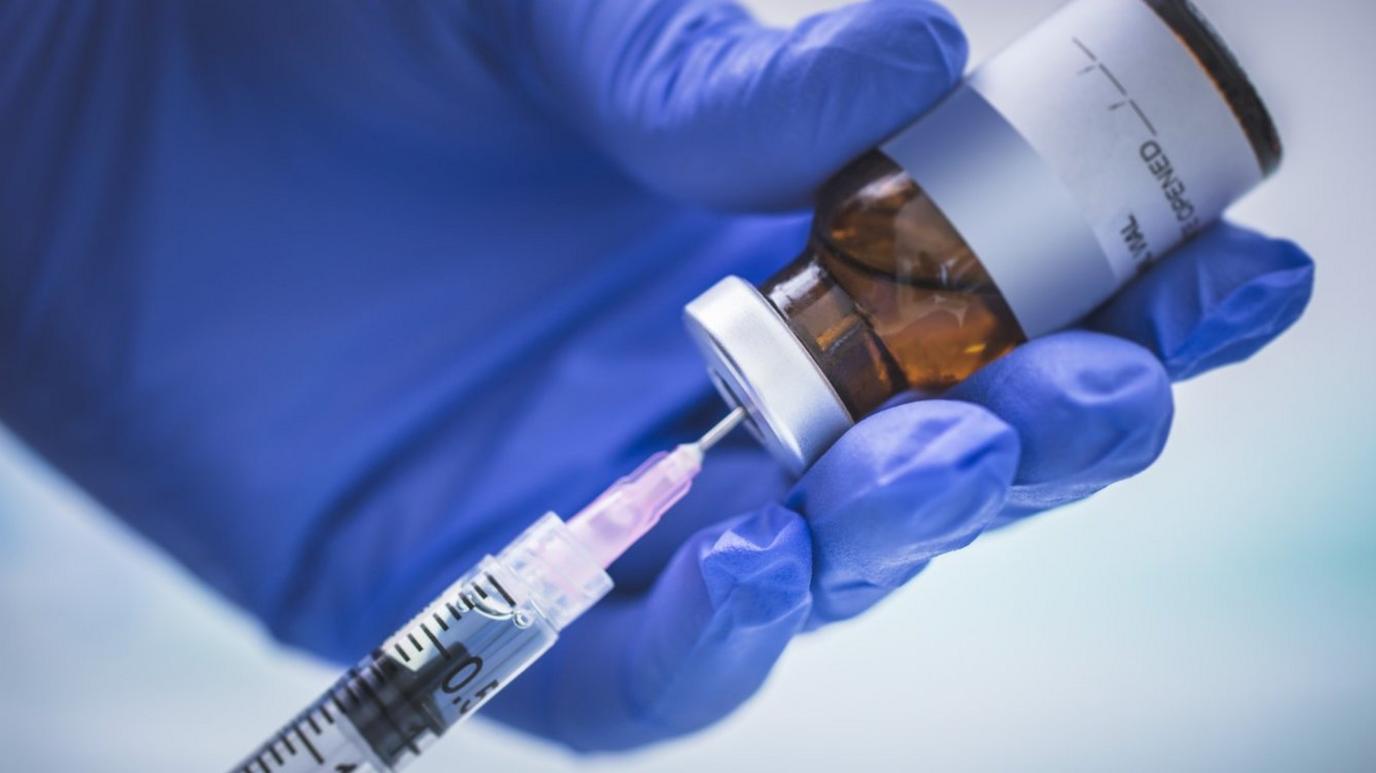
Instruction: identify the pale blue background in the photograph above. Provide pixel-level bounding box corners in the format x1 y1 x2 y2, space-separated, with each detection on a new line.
3 1 1373 770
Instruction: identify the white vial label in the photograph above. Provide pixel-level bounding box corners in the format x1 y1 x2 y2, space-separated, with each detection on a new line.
972 0 1262 282
882 0 1265 336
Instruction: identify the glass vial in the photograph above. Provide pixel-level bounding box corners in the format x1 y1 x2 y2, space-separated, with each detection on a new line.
685 0 1280 475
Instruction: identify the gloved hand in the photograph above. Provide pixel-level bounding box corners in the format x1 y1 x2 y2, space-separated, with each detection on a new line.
0 0 1312 753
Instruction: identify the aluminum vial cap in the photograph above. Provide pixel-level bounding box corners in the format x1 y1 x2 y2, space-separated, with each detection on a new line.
683 276 853 476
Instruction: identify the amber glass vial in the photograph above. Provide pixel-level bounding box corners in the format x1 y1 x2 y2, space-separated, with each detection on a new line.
760 152 1023 416
687 0 1280 473
767 2 1279 417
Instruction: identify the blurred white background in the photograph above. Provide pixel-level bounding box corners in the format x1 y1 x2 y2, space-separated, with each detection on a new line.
3 0 1373 770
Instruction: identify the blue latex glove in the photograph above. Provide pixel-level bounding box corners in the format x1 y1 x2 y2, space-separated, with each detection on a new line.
0 0 1312 753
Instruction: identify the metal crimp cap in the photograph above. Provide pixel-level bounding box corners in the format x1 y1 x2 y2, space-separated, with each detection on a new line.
683 276 854 476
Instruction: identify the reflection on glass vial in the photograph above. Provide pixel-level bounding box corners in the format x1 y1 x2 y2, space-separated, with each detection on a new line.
763 151 1023 416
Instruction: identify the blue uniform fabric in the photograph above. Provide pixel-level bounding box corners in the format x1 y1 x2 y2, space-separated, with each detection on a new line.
0 0 1312 752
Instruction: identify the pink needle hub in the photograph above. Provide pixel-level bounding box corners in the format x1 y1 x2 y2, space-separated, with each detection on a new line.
567 408 745 568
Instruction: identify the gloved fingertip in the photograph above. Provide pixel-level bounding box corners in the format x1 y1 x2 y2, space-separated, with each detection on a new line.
861 405 1022 532
953 332 1174 510
499 505 813 752
546 0 969 210
892 0 969 79
1163 241 1314 380
1091 224 1316 381
801 400 1019 521
696 505 814 630
797 0 969 87
614 507 810 738
799 401 1018 624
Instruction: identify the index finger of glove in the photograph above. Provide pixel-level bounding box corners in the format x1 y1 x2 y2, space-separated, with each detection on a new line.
791 399 1019 627
1087 223 1314 381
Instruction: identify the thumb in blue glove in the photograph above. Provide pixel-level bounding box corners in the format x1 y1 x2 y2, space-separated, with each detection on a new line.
509 0 968 210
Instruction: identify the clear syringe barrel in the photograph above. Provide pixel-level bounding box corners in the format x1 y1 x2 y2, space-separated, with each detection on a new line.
228 514 612 773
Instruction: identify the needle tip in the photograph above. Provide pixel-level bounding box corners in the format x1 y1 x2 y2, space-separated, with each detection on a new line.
695 406 747 453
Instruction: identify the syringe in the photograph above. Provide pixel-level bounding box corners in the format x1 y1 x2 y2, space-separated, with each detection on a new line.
228 408 746 773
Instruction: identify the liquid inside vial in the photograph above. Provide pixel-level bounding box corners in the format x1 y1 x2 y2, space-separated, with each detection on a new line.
762 151 1025 417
